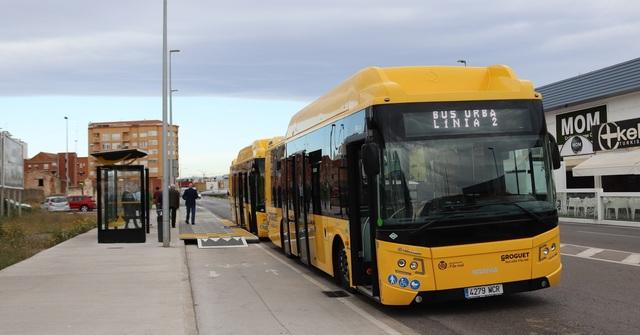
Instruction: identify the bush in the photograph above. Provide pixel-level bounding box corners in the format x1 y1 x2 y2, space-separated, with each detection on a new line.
0 212 96 270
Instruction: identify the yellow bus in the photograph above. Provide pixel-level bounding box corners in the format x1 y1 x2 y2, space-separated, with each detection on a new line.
264 65 562 305
229 139 273 238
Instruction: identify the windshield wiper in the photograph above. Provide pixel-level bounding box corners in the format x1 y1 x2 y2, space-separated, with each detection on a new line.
408 213 468 237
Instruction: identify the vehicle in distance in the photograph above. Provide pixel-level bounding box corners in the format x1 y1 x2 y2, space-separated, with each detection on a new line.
67 195 96 212
44 196 70 212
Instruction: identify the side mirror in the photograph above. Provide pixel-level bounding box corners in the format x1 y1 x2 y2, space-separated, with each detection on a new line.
361 142 380 176
548 133 561 170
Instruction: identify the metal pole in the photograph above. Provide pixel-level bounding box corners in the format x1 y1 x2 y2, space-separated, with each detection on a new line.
161 0 170 247
65 116 69 194
169 49 179 186
169 53 173 188
18 189 22 216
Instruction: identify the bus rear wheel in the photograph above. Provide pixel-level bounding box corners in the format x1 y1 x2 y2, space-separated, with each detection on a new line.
334 240 350 289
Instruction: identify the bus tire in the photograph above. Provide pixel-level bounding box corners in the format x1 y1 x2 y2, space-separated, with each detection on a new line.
333 239 350 289
279 220 285 250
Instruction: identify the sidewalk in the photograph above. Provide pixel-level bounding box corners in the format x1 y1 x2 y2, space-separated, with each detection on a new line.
0 207 418 335
0 212 197 335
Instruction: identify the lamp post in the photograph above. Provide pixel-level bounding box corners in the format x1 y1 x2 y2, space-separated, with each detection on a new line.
169 49 180 186
64 116 69 194
161 0 170 247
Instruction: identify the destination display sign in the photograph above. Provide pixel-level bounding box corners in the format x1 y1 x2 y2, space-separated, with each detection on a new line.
592 117 640 151
403 108 532 137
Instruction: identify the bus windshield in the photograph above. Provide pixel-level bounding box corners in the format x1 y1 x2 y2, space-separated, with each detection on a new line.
375 100 556 228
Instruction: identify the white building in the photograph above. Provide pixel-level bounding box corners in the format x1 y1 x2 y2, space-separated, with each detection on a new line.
537 57 640 225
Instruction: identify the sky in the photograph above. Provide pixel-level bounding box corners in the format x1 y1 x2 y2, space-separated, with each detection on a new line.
2 0 640 175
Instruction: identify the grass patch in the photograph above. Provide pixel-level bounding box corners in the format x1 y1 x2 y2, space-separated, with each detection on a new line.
0 211 96 270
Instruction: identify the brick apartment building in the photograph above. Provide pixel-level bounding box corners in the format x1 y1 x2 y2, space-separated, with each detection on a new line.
87 120 179 191
24 152 89 196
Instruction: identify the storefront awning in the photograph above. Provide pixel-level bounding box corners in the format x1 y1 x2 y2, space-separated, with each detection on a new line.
573 149 640 176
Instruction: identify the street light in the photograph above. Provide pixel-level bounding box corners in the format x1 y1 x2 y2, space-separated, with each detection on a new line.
457 59 467 67
161 0 170 247
64 116 69 194
169 49 180 186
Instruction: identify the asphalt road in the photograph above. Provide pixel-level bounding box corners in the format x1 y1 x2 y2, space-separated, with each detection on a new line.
194 197 640 334
198 196 232 221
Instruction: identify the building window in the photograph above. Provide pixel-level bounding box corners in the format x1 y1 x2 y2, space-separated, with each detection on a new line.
131 142 138 147
566 171 594 189
102 143 110 151
112 133 121 141
150 140 158 146
44 164 49 170
38 179 44 187
149 130 158 136
603 175 640 192
140 141 148 148
140 132 148 138
149 167 159 174
102 133 110 141
112 143 121 150
149 149 159 155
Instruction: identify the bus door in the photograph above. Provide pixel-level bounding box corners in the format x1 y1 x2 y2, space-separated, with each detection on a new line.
285 156 299 256
248 165 258 235
238 173 246 229
347 140 378 296
295 152 310 265
278 158 291 255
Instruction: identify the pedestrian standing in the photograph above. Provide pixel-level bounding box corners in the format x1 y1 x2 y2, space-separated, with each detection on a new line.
182 183 200 225
169 185 180 228
153 186 163 211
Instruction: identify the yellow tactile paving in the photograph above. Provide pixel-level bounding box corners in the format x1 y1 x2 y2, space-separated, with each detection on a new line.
179 227 257 241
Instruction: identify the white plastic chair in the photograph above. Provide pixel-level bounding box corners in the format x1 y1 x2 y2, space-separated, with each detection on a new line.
582 197 596 218
605 198 630 220
628 197 640 221
567 197 582 217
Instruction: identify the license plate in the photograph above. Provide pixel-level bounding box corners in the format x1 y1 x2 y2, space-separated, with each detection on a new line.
464 284 503 299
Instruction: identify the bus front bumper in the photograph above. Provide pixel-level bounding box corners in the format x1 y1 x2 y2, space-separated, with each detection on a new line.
413 268 562 304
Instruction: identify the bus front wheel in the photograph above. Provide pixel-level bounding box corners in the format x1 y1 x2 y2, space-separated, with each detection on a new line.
334 240 350 289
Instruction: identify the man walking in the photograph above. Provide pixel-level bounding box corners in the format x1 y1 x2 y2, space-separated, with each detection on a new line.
169 185 180 228
182 183 200 225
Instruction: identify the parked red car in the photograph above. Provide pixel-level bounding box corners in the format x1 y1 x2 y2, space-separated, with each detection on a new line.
67 195 96 212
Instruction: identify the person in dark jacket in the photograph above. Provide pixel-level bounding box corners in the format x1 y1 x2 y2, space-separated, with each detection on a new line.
122 188 139 229
182 183 200 225
153 187 163 209
169 185 180 228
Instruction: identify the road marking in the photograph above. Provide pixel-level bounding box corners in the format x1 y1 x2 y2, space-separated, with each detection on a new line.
256 244 405 335
562 253 640 267
622 254 640 265
209 271 220 278
560 242 638 255
561 243 640 267
575 248 604 258
577 230 640 238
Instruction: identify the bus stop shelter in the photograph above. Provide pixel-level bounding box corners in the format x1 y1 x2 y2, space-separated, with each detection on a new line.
91 149 150 243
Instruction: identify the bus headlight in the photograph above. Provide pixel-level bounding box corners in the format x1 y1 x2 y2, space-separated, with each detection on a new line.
550 243 557 252
410 261 419 270
539 245 550 260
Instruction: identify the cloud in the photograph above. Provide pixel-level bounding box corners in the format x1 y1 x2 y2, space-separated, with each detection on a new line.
1 0 640 98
